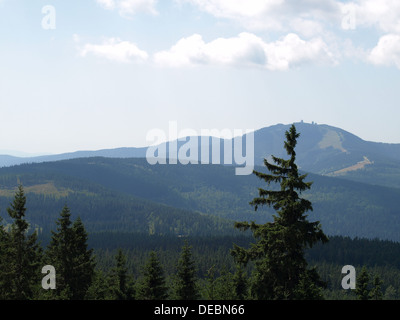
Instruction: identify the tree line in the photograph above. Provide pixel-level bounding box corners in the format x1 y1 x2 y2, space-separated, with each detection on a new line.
0 185 390 300
0 185 247 300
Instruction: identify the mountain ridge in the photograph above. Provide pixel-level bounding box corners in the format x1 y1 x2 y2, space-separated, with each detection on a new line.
1 122 400 189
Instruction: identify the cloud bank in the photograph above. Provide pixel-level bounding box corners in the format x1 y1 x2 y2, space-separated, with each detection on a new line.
78 37 149 63
154 32 336 70
90 0 400 70
96 0 158 17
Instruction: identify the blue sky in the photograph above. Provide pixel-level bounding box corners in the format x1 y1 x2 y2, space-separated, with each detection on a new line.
0 0 400 155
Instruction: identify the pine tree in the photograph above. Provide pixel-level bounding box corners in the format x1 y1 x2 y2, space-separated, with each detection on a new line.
174 240 199 300
109 249 135 300
85 270 111 300
214 266 235 300
0 217 12 299
70 217 96 299
46 205 74 299
138 251 168 300
355 266 370 300
6 185 42 300
369 275 383 300
293 268 325 300
46 206 95 299
383 285 397 300
204 265 216 300
231 124 328 300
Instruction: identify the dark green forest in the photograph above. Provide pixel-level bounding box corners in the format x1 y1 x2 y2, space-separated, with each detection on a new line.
2 186 399 300
0 156 399 241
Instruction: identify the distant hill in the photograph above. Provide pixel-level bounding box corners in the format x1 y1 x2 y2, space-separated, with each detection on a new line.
0 162 235 237
0 147 147 167
0 157 399 241
253 122 400 189
1 122 400 189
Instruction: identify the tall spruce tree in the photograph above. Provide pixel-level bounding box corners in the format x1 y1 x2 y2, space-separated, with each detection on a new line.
46 205 74 299
356 266 370 300
0 217 12 299
6 185 42 300
214 266 236 300
204 265 216 300
70 217 96 299
109 249 135 300
46 206 95 299
138 251 168 300
369 275 383 300
85 270 111 300
174 240 199 300
231 124 328 300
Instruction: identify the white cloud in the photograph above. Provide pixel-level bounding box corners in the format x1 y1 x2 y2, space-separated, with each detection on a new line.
97 0 115 10
348 0 400 33
289 18 325 38
154 32 336 70
264 33 337 70
78 37 149 63
173 0 400 70
177 0 400 37
179 0 282 19
96 0 158 17
177 0 343 35
369 34 400 68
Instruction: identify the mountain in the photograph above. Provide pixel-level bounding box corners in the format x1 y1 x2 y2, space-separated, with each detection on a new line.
253 122 400 189
0 157 399 241
2 122 400 189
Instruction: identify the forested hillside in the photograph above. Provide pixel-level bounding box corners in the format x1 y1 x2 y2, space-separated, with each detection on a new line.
0 179 234 237
2 185 400 300
0 157 399 241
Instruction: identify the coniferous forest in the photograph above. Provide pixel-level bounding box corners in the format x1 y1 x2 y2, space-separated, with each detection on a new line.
0 125 399 302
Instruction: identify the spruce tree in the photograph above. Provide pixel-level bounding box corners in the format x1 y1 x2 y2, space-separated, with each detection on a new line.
174 240 199 300
204 265 216 300
369 275 383 300
6 185 42 300
231 124 328 300
138 251 168 300
46 206 95 299
0 217 12 299
383 285 397 300
46 205 74 299
356 266 370 300
85 270 111 300
70 217 96 299
214 266 235 300
109 249 135 300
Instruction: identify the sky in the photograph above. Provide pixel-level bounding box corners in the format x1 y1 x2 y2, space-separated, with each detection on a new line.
0 0 400 155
